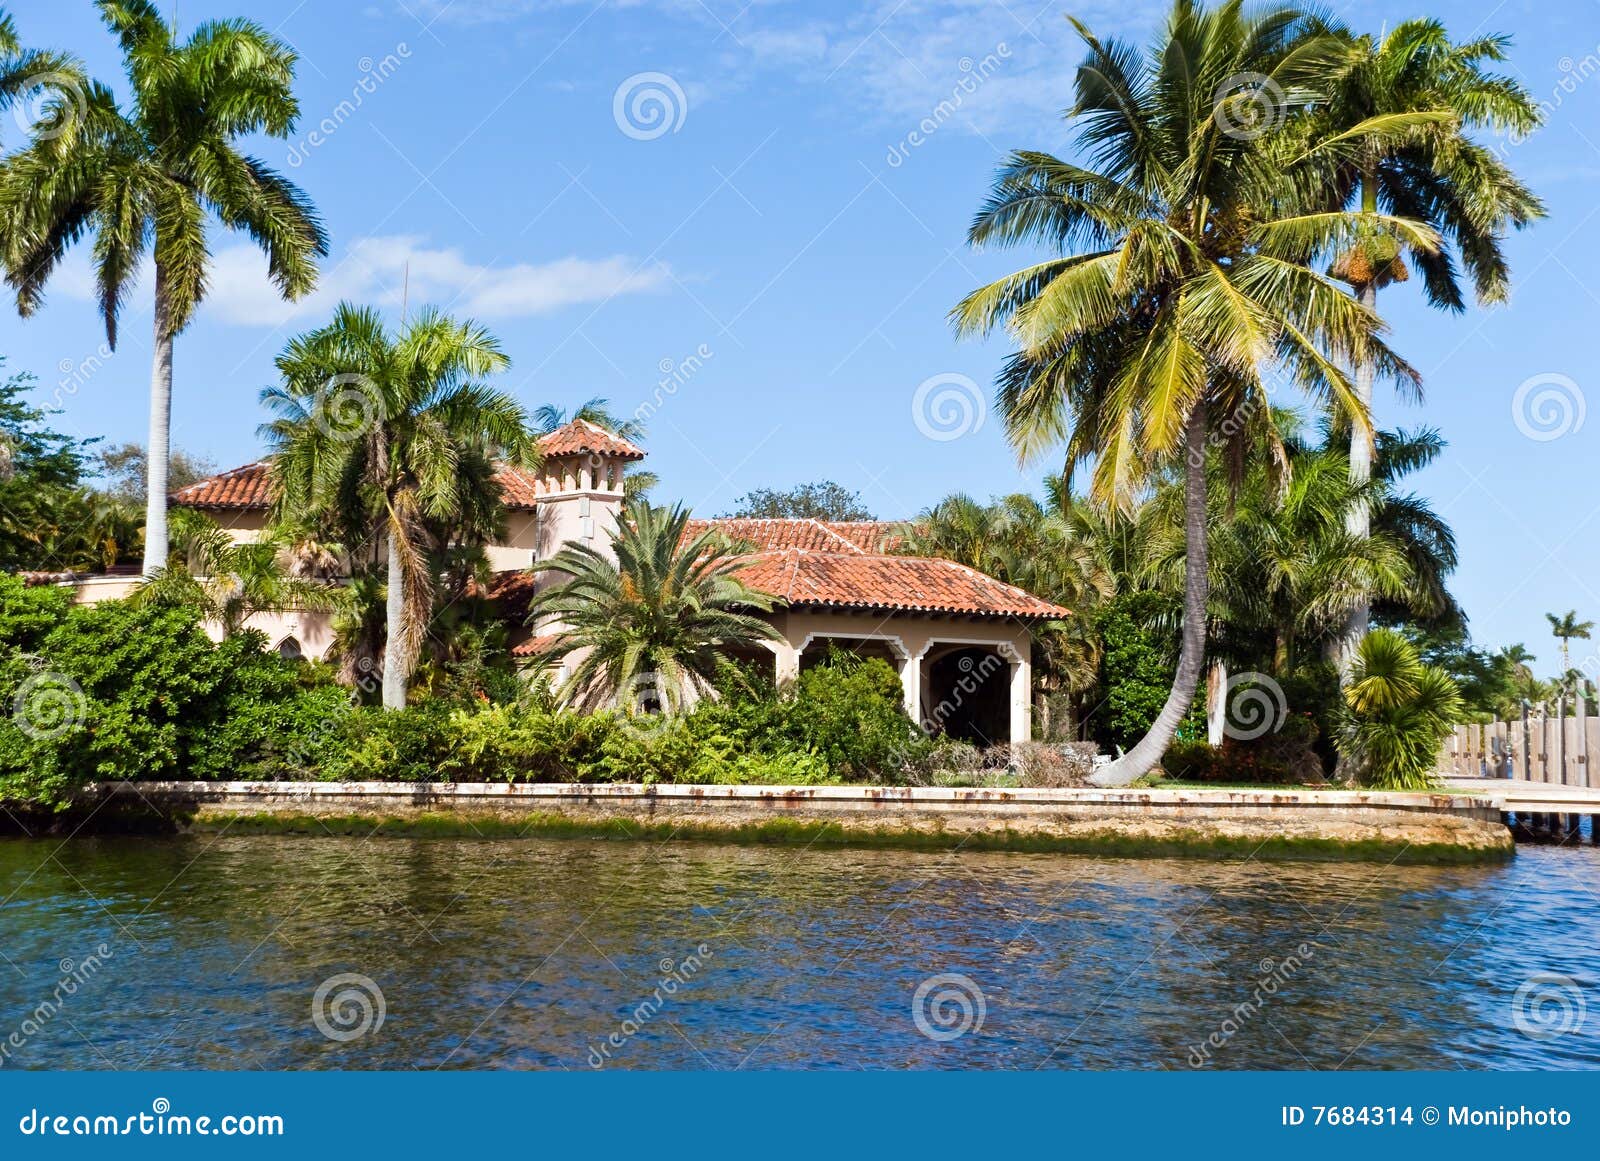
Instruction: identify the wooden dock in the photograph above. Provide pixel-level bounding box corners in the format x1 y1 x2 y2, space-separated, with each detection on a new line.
1442 775 1600 813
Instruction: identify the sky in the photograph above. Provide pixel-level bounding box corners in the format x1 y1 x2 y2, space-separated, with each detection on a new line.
5 0 1600 668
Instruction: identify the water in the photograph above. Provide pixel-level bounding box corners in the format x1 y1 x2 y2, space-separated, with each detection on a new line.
1 834 1596 1070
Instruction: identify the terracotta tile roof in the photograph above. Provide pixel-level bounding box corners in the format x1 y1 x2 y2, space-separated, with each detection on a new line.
174 420 644 512
537 418 645 461
171 462 273 510
683 518 907 554
510 633 560 659
734 550 1069 620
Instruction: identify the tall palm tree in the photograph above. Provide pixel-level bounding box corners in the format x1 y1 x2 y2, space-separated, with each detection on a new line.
951 0 1426 784
261 303 536 709
0 0 328 575
1298 18 1544 656
1545 610 1594 674
132 508 337 637
528 499 783 715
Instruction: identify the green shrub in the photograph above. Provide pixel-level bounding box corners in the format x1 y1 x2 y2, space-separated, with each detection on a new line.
1337 629 1463 790
780 655 925 780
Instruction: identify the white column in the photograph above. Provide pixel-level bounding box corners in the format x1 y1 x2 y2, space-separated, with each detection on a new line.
901 654 923 728
1009 650 1031 745
772 640 799 686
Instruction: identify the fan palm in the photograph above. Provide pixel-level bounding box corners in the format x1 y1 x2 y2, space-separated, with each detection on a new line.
0 0 328 575
951 0 1427 783
132 509 337 637
1545 610 1594 674
527 499 783 715
261 303 536 709
1296 18 1544 655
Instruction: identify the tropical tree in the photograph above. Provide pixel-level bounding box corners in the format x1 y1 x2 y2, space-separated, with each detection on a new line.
727 481 875 522
1545 610 1594 674
527 499 783 715
1296 17 1544 655
0 0 328 575
261 303 536 709
950 0 1426 783
1338 628 1463 789
132 509 337 637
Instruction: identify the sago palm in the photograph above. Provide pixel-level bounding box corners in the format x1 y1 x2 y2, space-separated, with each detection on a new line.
1338 627 1462 789
528 499 783 715
951 0 1428 783
1296 17 1544 654
261 303 536 709
0 0 327 575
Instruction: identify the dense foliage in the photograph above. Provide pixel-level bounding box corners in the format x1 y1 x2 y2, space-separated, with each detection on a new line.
725 481 875 521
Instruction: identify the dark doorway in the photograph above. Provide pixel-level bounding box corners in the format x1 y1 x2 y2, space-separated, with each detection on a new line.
924 647 1009 746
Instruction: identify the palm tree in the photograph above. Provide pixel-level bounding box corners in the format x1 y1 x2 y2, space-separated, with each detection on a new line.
0 9 75 144
132 509 337 637
951 0 1426 784
261 303 536 709
1298 18 1544 656
1545 610 1594 674
1339 627 1463 789
0 0 327 575
528 499 783 715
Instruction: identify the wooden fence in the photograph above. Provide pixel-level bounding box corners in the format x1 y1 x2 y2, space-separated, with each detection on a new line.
1438 702 1598 787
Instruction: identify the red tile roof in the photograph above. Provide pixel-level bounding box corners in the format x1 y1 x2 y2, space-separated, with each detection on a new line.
734 550 1068 620
173 422 645 512
684 518 904 554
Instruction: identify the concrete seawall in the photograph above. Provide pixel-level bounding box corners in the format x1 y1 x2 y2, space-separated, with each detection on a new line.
92 781 1515 864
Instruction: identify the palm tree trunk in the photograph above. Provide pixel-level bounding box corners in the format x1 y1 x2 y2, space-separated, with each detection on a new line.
1094 401 1209 786
140 268 174 576
382 524 407 710
1336 169 1381 672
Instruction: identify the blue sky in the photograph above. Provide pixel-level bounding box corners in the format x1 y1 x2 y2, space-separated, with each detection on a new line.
5 0 1600 667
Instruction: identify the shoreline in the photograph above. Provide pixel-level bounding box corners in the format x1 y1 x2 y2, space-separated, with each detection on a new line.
15 780 1517 865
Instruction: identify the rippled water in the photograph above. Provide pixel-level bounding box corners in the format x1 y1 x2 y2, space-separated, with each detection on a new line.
0 833 1596 1070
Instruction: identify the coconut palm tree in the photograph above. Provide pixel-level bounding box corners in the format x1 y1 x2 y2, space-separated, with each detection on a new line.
1297 18 1544 656
1545 610 1594 674
527 499 783 715
951 0 1427 784
1338 627 1463 789
261 303 536 709
0 0 328 575
132 509 337 637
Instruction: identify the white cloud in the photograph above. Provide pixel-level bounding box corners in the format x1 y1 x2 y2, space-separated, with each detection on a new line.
55 236 671 328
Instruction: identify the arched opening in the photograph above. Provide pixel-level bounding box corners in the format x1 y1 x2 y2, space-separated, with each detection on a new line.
275 636 304 661
923 646 1010 746
799 636 901 673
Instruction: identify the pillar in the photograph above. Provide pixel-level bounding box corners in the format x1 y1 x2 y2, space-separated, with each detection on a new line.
1008 649 1031 745
771 639 799 687
901 654 923 727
